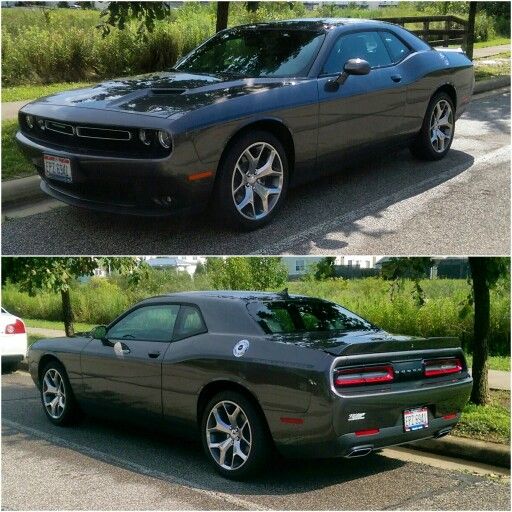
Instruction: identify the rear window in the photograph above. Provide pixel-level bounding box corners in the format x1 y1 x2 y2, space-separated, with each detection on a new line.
247 299 375 334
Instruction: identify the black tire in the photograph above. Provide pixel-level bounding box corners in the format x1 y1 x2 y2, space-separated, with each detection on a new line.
213 130 289 230
39 360 79 426
1 361 19 374
201 390 272 480
410 91 455 161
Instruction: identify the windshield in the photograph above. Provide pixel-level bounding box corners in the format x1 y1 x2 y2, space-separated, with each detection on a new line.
175 27 325 78
247 299 376 334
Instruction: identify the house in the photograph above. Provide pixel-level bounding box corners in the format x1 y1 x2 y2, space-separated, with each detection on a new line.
143 256 206 276
282 256 383 278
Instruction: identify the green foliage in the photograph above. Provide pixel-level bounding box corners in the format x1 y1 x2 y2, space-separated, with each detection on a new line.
314 257 336 280
1 120 33 181
3 3 508 87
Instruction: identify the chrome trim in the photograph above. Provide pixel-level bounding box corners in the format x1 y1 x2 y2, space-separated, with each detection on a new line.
45 120 74 136
76 126 132 141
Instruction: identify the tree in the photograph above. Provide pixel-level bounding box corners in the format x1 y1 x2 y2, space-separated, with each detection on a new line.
246 2 259 13
2 258 143 337
467 257 510 405
315 257 336 280
216 2 230 32
466 1 477 60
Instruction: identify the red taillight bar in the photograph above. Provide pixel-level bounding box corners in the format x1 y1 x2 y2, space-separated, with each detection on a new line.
5 319 26 335
334 365 394 387
355 428 380 437
424 358 462 377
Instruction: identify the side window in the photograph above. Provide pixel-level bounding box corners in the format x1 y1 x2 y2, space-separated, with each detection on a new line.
323 31 392 74
174 305 207 340
380 31 411 64
108 305 179 342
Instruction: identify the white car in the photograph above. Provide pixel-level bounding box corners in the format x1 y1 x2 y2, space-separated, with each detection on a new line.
1 307 28 371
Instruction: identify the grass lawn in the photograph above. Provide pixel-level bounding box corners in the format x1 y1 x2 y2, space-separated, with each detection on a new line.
453 389 510 445
2 82 94 103
25 318 96 333
474 51 511 82
474 37 511 49
465 354 511 372
1 119 34 181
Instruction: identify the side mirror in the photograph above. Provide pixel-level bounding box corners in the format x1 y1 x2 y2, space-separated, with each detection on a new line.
91 325 108 340
327 58 371 90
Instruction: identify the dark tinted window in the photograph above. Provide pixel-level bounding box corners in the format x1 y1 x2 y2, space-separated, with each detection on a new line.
323 31 392 74
247 299 375 334
174 305 207 340
108 305 179 342
380 31 411 63
176 28 325 78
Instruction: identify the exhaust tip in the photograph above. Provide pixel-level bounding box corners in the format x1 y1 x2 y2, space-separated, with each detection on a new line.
346 446 373 458
435 427 452 439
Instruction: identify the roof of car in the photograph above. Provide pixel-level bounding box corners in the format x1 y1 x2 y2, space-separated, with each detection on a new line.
234 18 385 31
145 290 316 302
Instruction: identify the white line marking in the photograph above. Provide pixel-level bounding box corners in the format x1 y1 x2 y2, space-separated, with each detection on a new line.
254 145 510 255
2 418 270 511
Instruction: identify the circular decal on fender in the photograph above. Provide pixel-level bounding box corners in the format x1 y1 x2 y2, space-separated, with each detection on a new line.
233 339 250 358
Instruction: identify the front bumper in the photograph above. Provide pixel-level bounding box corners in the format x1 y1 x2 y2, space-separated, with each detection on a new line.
16 131 214 216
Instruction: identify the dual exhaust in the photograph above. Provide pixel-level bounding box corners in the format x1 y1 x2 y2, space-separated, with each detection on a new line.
346 427 453 458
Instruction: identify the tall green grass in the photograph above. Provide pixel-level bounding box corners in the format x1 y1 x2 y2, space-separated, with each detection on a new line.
1 3 507 87
2 275 509 356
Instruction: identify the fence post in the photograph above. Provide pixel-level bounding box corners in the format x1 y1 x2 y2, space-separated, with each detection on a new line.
443 18 450 47
423 19 429 43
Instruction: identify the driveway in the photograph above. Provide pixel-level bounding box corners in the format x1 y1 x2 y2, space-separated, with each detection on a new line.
2 89 510 255
2 371 510 510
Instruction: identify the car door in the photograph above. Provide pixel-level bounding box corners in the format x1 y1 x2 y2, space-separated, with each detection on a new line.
80 303 180 420
316 30 410 172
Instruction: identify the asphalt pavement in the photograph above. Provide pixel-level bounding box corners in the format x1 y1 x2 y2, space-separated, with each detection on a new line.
2 89 510 255
1 371 510 510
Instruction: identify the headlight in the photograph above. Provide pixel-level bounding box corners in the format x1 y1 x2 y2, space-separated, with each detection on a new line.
139 129 151 146
25 115 34 129
37 118 45 130
157 130 172 149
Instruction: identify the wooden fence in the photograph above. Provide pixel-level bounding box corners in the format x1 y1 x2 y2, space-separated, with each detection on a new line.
379 15 469 50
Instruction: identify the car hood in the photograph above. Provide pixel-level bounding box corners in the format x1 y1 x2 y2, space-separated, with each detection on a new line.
270 330 460 356
28 71 289 119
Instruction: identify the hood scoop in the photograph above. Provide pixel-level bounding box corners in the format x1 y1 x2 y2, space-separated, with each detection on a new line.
150 88 187 95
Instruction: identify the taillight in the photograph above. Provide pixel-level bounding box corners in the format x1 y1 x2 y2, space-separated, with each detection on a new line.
5 319 26 335
334 365 394 387
424 358 462 377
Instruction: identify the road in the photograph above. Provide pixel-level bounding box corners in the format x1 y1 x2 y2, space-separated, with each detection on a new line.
2 371 510 510
2 89 510 255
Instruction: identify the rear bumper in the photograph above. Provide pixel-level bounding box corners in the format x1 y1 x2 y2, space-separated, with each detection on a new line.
16 131 214 216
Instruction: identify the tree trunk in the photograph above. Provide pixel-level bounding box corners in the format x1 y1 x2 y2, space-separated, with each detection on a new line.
466 1 477 60
216 2 230 33
60 289 75 337
469 257 489 405
246 2 259 12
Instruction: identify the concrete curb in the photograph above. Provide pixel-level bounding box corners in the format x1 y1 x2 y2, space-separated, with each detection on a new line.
406 435 510 468
2 77 510 207
474 75 511 94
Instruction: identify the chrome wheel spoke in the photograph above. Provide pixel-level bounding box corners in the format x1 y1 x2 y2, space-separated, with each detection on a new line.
42 368 66 419
429 99 453 153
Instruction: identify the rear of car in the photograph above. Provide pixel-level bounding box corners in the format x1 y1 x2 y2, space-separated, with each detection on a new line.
247 296 472 458
0 307 28 370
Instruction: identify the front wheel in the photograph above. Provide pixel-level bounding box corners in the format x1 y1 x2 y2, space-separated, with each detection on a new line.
40 361 79 426
214 131 289 230
201 391 271 480
410 92 455 161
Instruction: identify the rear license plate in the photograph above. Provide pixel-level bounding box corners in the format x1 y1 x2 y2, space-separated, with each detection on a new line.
404 407 429 432
44 155 72 183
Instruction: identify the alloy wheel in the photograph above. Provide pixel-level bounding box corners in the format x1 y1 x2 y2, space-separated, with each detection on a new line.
206 400 252 471
42 368 66 419
231 142 284 220
429 99 454 153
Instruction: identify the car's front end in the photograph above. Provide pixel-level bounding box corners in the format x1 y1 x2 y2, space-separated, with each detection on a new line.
16 98 214 216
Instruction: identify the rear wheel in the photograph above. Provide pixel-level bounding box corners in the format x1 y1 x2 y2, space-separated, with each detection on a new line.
214 131 289 230
201 391 271 479
40 361 79 426
410 92 455 160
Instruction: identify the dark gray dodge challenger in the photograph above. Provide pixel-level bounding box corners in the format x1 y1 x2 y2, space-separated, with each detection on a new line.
28 291 472 479
16 18 474 229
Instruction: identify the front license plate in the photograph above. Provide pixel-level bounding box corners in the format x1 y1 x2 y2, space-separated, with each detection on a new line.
403 407 429 432
44 154 72 183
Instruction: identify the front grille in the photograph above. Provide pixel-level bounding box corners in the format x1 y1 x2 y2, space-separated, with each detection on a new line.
20 114 171 159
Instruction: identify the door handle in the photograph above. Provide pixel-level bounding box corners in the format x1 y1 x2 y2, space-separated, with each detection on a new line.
148 351 160 359
391 74 402 83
